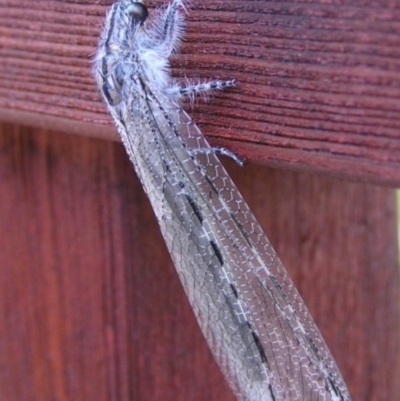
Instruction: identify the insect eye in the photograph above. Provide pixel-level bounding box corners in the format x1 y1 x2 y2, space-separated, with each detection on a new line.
126 2 148 25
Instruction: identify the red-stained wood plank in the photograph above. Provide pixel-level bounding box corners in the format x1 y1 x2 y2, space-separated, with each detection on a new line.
0 123 235 401
0 0 400 184
0 123 398 400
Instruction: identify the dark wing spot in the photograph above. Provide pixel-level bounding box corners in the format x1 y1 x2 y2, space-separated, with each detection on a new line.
327 377 345 400
230 284 239 299
185 194 203 224
251 331 268 364
205 175 219 195
210 240 224 266
230 212 253 248
306 335 320 358
268 384 276 401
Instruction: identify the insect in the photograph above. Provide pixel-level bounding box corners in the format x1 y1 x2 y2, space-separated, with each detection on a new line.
93 1 352 400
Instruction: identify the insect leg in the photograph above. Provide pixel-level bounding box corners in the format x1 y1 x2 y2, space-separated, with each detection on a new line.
192 146 244 166
152 0 187 54
166 79 236 99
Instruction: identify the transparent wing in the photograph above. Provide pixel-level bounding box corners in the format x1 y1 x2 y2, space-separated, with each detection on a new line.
109 85 351 401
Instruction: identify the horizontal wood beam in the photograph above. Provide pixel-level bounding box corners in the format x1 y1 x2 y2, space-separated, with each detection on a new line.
1 0 399 185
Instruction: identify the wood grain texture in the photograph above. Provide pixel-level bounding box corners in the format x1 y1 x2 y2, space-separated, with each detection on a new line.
0 123 398 400
0 0 400 184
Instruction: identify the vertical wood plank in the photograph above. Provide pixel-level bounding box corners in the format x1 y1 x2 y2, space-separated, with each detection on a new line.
0 124 398 400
